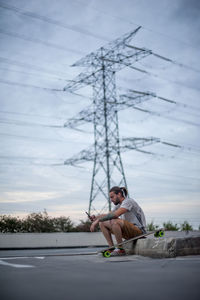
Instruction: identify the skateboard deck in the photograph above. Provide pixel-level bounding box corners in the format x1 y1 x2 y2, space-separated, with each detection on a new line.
101 229 164 257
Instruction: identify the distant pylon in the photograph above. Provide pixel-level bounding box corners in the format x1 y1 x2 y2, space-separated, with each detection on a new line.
63 27 167 215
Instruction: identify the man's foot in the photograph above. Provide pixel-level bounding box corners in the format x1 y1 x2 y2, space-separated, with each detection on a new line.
110 248 126 256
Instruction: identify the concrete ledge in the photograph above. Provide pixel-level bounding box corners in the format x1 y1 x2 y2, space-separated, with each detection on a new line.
124 236 200 258
175 237 200 256
0 232 107 249
0 232 200 258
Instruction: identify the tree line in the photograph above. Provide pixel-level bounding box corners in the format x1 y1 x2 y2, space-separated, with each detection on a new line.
0 211 93 233
0 211 197 233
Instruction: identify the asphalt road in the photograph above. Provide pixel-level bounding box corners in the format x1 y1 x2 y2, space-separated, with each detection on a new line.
0 249 200 300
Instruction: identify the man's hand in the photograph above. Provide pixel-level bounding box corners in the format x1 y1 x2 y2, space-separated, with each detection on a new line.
85 212 96 222
90 215 96 222
90 219 99 232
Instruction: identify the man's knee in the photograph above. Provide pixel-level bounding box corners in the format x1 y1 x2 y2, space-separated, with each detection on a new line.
110 219 123 228
110 219 118 226
99 220 110 229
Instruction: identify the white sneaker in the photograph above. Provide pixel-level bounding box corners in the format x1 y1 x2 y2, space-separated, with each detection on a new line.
110 248 126 256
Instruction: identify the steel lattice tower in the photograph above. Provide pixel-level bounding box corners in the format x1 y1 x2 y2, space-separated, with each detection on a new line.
63 27 176 215
88 49 127 213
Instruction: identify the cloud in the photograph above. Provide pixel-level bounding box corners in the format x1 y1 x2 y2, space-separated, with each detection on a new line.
0 191 66 203
143 198 200 214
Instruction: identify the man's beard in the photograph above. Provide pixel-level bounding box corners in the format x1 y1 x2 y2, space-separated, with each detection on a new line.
114 197 120 205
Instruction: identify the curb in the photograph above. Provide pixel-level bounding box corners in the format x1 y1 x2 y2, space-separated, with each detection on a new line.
124 236 200 258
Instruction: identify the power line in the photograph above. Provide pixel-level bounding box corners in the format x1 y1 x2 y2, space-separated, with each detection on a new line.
172 142 200 153
0 155 64 161
115 90 200 128
73 0 199 52
0 161 62 167
144 55 198 75
117 64 200 96
0 78 63 92
121 137 200 158
0 56 69 78
0 30 199 95
131 105 200 127
160 140 200 156
0 132 70 143
0 2 109 42
0 28 85 56
124 89 200 117
125 44 200 74
120 62 200 93
0 66 67 82
0 117 64 128
0 114 92 134
0 109 67 121
0 77 89 100
151 93 200 112
151 51 200 74
0 57 95 96
0 2 199 76
0 155 65 167
1 83 197 144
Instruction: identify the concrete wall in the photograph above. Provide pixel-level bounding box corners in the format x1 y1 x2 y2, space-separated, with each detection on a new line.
0 232 107 249
1 232 200 258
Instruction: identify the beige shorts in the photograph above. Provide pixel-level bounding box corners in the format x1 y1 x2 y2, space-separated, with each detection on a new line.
121 220 142 240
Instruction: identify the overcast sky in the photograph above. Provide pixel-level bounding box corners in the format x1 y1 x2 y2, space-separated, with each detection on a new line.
0 0 200 228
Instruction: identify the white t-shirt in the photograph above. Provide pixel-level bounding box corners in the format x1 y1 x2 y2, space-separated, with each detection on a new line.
113 197 146 230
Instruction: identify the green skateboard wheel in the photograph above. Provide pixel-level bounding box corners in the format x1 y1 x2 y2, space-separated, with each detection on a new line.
103 250 111 258
159 230 164 237
154 230 164 237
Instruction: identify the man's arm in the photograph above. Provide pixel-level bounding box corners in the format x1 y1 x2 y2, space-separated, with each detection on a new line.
90 208 127 232
88 213 112 222
98 208 127 221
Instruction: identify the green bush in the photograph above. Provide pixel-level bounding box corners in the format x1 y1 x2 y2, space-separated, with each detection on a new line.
146 221 159 231
1 213 197 233
0 211 75 233
53 216 75 232
180 221 193 231
22 211 55 232
163 221 179 231
0 215 23 233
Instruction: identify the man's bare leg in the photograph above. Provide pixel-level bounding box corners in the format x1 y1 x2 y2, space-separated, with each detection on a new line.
110 219 124 246
99 221 114 247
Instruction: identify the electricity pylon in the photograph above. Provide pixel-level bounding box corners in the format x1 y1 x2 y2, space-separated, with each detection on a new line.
63 27 174 215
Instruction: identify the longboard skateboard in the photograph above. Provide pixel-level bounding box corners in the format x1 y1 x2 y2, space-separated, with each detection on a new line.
101 229 165 257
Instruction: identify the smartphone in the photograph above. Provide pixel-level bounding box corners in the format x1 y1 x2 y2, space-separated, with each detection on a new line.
85 211 91 219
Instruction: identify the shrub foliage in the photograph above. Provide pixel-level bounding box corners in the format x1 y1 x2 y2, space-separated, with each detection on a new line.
0 212 196 233
0 211 76 233
147 220 195 232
